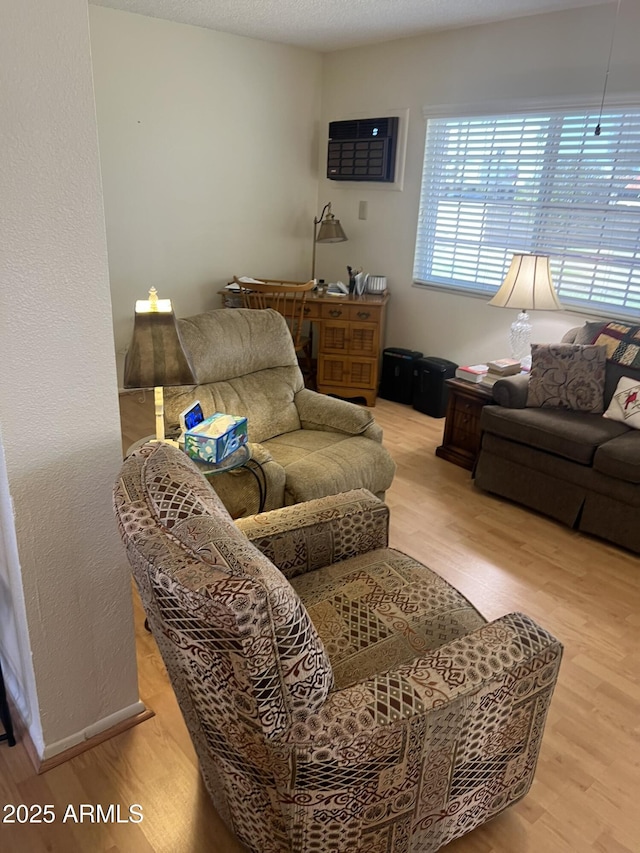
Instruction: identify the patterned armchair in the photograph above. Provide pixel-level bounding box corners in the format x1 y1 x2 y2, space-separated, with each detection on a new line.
114 441 562 853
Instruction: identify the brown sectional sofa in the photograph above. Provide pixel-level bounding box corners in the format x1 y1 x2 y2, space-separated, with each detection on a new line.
474 322 640 554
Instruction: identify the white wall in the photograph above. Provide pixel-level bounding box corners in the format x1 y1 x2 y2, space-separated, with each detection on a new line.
0 0 142 759
319 3 640 366
89 6 323 385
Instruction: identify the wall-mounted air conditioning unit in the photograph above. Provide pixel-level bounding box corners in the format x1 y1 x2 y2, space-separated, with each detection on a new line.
327 116 399 182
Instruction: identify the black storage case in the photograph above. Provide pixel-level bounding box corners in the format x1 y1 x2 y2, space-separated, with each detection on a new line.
379 348 423 405
412 357 458 418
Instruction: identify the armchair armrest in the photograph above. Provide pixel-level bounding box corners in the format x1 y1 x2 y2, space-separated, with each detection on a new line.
492 373 530 408
282 611 561 739
235 488 389 579
294 388 382 442
273 612 562 843
247 441 273 464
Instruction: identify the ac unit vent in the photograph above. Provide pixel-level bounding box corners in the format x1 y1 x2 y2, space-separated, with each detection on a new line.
327 116 399 182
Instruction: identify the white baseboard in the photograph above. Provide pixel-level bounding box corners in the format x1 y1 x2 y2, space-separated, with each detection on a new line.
41 700 148 761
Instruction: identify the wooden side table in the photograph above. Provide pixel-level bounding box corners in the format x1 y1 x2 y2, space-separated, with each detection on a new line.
436 379 495 470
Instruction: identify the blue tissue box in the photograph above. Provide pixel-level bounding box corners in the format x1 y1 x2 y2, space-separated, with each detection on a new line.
184 413 248 464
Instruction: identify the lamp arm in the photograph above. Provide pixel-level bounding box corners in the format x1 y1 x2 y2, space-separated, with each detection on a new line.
314 202 331 227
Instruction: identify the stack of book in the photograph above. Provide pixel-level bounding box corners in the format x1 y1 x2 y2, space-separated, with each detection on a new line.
480 358 522 387
455 364 489 383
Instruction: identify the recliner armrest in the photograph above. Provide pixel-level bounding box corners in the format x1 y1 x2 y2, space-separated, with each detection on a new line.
294 388 382 441
236 488 389 578
492 373 530 408
247 441 273 464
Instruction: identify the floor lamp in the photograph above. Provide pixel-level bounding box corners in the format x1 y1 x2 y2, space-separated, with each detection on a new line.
123 287 196 444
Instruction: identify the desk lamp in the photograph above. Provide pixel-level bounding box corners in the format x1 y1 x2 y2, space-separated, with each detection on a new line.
312 202 347 281
489 254 562 368
124 287 196 444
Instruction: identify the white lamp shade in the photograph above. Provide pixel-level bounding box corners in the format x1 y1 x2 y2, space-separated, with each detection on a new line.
489 254 562 311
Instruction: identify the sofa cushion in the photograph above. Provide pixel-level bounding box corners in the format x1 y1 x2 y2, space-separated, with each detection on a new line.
290 547 486 689
481 405 628 464
526 343 606 412
593 431 640 484
264 429 396 503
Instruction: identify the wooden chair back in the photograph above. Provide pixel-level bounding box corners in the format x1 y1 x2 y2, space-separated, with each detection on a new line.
233 277 315 350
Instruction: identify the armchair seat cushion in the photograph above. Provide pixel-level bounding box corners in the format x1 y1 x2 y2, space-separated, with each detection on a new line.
264 429 396 503
290 547 486 689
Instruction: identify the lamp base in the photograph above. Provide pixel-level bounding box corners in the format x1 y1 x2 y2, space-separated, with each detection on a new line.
510 311 532 369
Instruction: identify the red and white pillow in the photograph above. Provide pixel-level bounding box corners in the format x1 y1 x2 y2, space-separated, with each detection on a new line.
603 376 640 429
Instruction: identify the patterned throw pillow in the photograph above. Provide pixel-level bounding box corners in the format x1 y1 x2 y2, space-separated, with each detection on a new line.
526 343 607 412
591 322 640 368
603 376 640 429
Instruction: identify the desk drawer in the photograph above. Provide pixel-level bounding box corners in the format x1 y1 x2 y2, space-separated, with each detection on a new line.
321 302 349 320
302 301 321 320
348 304 380 323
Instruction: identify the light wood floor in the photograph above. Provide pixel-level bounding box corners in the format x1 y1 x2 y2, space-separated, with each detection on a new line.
1 391 639 852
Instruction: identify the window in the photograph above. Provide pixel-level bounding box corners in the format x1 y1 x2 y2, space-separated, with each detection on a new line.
413 104 640 317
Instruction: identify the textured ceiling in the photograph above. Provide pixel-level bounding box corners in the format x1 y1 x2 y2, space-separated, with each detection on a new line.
91 0 609 52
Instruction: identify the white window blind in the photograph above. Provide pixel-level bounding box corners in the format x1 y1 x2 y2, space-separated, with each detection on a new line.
413 107 640 316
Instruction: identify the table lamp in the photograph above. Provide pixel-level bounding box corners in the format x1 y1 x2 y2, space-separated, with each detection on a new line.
489 254 562 368
123 287 196 444
311 201 347 281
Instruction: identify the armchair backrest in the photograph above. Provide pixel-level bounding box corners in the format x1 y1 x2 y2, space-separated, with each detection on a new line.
164 308 305 442
114 441 333 745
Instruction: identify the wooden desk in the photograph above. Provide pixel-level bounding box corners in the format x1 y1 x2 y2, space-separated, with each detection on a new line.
221 289 389 406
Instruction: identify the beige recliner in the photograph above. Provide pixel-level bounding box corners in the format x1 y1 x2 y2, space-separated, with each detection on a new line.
163 307 396 517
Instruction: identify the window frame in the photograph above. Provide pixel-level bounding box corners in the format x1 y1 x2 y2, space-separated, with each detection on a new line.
413 94 640 320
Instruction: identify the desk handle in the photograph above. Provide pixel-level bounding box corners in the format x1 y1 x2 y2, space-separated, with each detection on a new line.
356 311 371 319
303 307 311 316
329 309 343 318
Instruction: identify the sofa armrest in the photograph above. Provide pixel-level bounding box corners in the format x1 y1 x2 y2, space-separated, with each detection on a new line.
492 373 530 408
294 388 382 441
235 488 389 578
